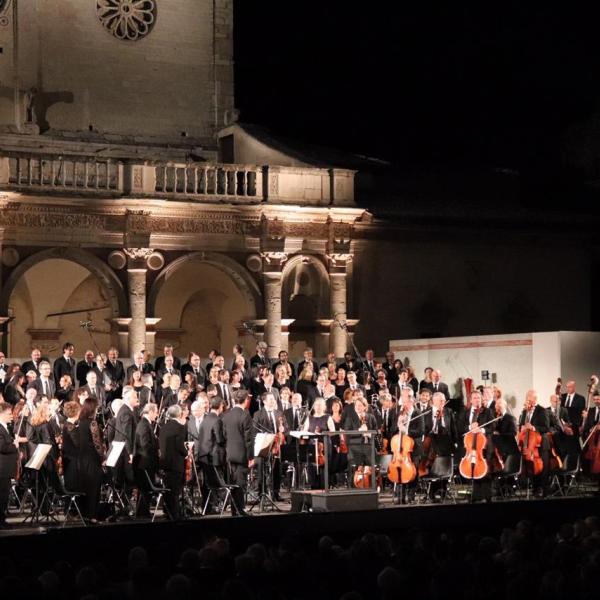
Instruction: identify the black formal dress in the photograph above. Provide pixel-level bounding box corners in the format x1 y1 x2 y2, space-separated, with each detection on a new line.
159 419 187 520
113 404 137 489
76 418 104 519
221 405 254 514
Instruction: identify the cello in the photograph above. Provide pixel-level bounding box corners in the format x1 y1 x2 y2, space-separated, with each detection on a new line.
387 411 417 484
518 398 544 476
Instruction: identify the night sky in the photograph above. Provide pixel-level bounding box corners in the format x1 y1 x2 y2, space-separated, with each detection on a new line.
234 3 600 207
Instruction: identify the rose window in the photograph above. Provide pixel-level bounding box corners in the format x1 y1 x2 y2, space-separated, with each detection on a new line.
96 0 157 41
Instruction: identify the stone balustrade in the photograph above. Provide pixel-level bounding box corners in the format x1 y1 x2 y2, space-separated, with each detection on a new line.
0 152 355 206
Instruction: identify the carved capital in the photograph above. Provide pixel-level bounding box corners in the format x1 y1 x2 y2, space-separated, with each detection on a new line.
261 251 288 271
327 253 353 269
123 247 154 261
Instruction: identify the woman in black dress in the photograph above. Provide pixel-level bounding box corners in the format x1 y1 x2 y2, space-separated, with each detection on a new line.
302 398 334 489
76 398 105 523
61 401 81 493
296 365 316 407
3 371 26 406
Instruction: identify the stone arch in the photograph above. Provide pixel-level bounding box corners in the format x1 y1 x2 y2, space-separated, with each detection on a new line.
148 251 262 319
281 254 330 319
0 247 127 318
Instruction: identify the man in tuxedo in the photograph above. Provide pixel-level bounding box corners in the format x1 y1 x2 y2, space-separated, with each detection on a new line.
338 352 356 373
346 370 364 395
416 388 432 413
250 342 270 370
126 351 153 382
561 380 586 434
423 370 451 404
296 347 318 379
113 386 140 491
197 397 226 512
221 389 254 515
187 398 208 461
320 352 337 369
379 393 399 447
159 404 188 521
216 369 234 409
0 402 18 529
80 370 106 405
132 402 159 518
138 374 155 414
156 354 180 383
76 350 98 388
284 392 304 433
20 347 43 380
304 373 327 409
426 391 459 458
547 394 575 459
257 371 280 409
53 342 76 386
253 393 286 501
271 350 295 384
382 351 397 383
518 389 551 496
27 360 56 400
582 391 600 446
180 352 207 389
363 348 377 381
154 344 181 373
105 347 126 397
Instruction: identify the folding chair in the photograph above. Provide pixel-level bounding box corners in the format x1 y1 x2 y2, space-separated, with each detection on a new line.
549 454 580 497
419 456 456 503
144 470 169 523
493 454 522 499
202 466 240 517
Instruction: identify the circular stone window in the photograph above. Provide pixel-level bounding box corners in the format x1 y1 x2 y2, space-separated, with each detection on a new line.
96 0 157 41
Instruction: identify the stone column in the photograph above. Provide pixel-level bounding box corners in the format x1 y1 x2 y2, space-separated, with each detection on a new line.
124 248 153 357
262 252 288 360
328 253 352 358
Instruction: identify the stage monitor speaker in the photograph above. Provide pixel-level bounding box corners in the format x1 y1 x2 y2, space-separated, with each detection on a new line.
291 489 379 513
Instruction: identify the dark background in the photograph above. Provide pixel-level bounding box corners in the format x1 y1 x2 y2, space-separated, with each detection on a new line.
234 2 600 210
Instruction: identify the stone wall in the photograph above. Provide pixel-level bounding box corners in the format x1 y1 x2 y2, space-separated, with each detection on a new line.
0 0 234 145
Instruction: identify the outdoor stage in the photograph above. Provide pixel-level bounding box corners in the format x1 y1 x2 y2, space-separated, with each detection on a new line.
1 490 599 567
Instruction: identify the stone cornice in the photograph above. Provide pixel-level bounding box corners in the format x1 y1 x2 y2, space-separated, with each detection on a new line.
0 193 369 248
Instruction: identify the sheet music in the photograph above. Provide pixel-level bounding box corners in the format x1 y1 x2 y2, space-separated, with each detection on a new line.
106 440 126 467
25 443 52 470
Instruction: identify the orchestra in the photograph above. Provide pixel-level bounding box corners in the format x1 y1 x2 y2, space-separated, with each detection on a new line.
1 339 600 529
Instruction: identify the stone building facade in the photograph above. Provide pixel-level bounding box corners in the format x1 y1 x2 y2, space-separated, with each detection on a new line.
0 1 596 361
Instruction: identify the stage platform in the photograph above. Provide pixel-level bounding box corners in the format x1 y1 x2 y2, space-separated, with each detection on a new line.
1 491 599 566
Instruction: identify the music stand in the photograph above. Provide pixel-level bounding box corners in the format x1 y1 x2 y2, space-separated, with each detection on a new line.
22 443 55 524
248 432 280 513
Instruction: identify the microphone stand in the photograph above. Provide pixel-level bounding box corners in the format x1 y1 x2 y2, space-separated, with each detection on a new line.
334 317 369 381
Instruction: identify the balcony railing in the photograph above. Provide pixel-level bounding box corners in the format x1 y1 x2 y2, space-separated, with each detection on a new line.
0 152 355 206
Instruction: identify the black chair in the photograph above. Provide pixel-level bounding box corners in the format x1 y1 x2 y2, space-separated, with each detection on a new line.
419 456 456 503
202 466 240 517
549 454 580 497
493 453 522 498
144 470 169 522
52 480 86 528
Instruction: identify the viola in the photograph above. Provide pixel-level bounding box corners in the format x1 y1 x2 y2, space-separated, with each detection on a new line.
459 428 488 479
388 429 416 484
184 444 194 483
518 425 543 475
272 416 286 458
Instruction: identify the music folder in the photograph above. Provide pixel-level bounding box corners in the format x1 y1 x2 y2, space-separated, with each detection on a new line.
106 441 126 467
25 443 53 471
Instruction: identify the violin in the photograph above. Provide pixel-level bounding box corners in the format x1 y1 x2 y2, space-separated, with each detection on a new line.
55 432 64 477
387 412 416 484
